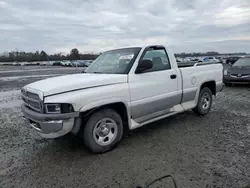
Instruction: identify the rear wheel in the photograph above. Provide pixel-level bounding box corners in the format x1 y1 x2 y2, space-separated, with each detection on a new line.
82 108 123 153
193 87 213 116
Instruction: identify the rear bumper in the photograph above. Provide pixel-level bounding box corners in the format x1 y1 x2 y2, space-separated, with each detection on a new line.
21 104 79 138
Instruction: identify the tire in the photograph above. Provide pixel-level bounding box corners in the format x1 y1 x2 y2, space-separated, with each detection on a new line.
193 87 213 116
83 108 123 153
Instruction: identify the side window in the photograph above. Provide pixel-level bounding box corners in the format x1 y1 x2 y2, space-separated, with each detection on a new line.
141 48 171 72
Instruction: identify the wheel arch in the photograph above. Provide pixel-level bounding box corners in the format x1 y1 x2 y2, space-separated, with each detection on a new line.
200 80 216 95
79 100 131 133
193 80 216 107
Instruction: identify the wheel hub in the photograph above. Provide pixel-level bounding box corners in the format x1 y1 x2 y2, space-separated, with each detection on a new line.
98 125 110 136
201 93 210 110
93 118 118 146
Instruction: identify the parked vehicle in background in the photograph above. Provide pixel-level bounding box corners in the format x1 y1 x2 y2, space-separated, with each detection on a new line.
86 60 93 66
61 61 72 67
81 60 94 72
40 61 48 66
220 57 228 64
77 60 89 67
226 56 241 65
52 61 62 66
223 57 250 85
183 57 191 62
40 61 54 66
203 57 220 63
12 62 19 66
20 62 28 66
21 45 223 153
176 58 182 62
190 58 202 62
71 60 90 67
71 60 79 67
215 57 224 63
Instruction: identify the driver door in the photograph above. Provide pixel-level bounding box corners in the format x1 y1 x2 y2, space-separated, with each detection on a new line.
128 47 181 123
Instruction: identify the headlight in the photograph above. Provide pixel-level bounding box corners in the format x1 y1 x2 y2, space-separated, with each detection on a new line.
45 104 61 114
44 103 74 114
224 70 228 75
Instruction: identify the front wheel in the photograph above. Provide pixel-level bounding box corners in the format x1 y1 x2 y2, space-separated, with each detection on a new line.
82 108 123 153
193 87 213 116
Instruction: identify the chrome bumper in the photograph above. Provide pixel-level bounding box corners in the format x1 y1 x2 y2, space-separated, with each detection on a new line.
21 104 79 138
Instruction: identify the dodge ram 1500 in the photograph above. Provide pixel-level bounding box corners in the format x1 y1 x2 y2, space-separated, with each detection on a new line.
21 45 223 153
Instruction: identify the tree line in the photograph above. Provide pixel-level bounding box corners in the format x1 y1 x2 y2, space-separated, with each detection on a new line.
0 48 100 62
175 51 248 58
0 48 248 62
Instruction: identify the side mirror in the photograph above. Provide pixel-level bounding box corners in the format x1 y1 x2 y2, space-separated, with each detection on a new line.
135 59 153 73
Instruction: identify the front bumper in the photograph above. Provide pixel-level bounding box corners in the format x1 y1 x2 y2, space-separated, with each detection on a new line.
21 104 79 138
223 76 250 84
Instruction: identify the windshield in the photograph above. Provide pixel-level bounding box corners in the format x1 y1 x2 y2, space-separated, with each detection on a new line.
85 48 141 74
233 58 250 67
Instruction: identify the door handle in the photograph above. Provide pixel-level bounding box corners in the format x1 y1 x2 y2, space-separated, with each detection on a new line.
170 74 177 79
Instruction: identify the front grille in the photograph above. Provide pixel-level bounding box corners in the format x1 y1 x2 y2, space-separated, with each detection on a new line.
230 74 249 78
29 100 41 109
27 91 40 100
21 89 42 112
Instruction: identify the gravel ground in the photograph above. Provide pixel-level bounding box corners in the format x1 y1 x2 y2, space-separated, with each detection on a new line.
0 66 249 188
0 66 82 91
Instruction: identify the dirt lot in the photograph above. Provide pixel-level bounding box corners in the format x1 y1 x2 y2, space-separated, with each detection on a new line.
0 65 249 188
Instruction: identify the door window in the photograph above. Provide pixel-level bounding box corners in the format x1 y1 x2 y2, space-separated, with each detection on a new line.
140 48 171 72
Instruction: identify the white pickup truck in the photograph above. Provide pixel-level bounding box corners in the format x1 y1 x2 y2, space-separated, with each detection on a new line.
21 45 223 153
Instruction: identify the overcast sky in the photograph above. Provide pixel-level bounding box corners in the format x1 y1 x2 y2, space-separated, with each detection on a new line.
1 0 250 54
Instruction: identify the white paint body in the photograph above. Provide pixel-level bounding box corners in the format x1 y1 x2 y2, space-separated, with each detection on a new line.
23 45 223 138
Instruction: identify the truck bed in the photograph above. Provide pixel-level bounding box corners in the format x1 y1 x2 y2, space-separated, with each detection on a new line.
179 63 223 109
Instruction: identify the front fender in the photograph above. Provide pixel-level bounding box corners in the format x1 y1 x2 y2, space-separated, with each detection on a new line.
79 98 129 112
79 98 132 129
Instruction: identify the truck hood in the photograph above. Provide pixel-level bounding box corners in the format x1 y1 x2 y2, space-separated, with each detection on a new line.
25 73 128 96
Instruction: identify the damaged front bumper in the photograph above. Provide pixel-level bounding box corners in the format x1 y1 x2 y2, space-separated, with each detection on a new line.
21 104 80 138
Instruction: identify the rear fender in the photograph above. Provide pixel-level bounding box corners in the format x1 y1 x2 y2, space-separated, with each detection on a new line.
195 80 216 103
